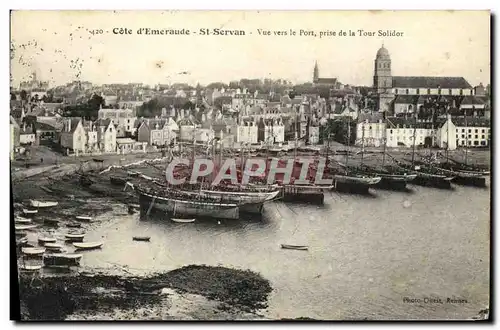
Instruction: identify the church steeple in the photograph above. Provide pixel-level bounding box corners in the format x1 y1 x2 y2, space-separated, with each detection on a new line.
313 61 319 83
373 44 392 93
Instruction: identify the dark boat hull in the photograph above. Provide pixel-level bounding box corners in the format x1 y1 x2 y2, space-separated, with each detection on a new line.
452 175 487 188
412 174 453 189
333 180 370 194
280 185 325 204
138 190 240 220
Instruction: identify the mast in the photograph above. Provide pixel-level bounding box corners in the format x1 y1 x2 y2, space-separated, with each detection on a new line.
382 118 387 167
464 109 469 165
445 108 450 161
411 114 417 167
345 116 351 168
361 123 365 165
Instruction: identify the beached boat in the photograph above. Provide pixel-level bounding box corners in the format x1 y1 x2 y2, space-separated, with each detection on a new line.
43 253 82 267
15 224 37 231
15 218 32 224
395 162 455 189
16 237 29 246
22 209 38 215
38 237 57 245
67 222 82 228
353 165 417 190
433 165 487 187
127 170 141 177
171 218 196 223
133 236 151 241
73 242 103 250
19 265 43 272
281 244 309 251
43 243 63 252
76 216 92 222
22 247 46 256
65 233 85 242
331 168 382 194
29 200 58 208
136 186 240 220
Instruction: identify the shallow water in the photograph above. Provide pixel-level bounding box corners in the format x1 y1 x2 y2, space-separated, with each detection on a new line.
77 182 490 320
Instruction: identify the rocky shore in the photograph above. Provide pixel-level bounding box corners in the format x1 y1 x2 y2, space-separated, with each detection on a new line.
17 265 272 320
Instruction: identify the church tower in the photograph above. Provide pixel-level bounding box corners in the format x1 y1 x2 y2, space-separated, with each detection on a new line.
313 61 319 83
373 45 392 93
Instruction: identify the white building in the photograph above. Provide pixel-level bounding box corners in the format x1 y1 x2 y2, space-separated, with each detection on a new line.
236 119 258 144
60 118 87 152
452 117 490 148
95 119 117 153
308 126 320 145
356 113 386 147
19 123 36 145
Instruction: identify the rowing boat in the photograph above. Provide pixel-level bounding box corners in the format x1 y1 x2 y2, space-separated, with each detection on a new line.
23 209 38 215
75 216 92 222
133 236 151 242
22 247 46 255
280 244 309 251
19 265 42 271
73 242 103 250
171 218 196 223
30 200 59 208
15 224 37 231
15 218 32 224
44 243 64 252
38 237 57 245
67 222 82 228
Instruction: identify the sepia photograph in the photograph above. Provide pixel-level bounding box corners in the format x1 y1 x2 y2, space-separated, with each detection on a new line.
9 10 491 321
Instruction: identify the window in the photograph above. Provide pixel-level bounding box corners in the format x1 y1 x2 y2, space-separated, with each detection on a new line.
460 89 463 95
482 129 485 133
406 89 409 94
475 135 478 139
395 89 398 95
468 141 471 146
416 89 420 95
438 89 441 95
468 129 471 133
462 129 465 133
369 126 372 130
474 141 479 146
475 129 478 133
482 135 485 139
462 141 465 146
390 129 393 134
481 141 486 146
462 134 465 138
449 89 452 95
427 89 431 94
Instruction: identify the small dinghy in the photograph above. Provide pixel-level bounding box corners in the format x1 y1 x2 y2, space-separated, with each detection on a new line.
280 244 309 251
38 237 57 245
15 217 32 224
65 233 85 242
133 236 151 242
67 222 82 228
22 247 46 256
44 243 64 252
43 253 82 267
75 216 92 222
110 176 128 186
30 200 59 208
19 265 43 272
171 218 196 223
73 242 103 250
23 209 38 215
15 224 37 231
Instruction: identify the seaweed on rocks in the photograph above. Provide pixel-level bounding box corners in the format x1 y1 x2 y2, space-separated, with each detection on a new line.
18 265 273 320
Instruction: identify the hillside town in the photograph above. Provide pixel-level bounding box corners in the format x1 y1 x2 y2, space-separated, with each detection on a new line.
10 45 491 163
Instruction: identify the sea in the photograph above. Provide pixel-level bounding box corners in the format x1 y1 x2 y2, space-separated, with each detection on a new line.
78 181 490 320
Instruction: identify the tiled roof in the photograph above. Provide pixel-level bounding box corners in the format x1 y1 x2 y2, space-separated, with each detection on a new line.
460 95 487 105
451 117 490 127
394 95 418 104
62 118 82 134
386 117 437 129
20 124 34 134
34 122 57 131
392 76 472 89
358 112 384 123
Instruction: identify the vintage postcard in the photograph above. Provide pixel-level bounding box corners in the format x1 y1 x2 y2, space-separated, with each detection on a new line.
10 10 490 321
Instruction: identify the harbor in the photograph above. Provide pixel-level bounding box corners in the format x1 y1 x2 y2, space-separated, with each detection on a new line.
12 147 490 320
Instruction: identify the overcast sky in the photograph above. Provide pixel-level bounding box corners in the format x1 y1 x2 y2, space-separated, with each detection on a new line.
10 10 490 88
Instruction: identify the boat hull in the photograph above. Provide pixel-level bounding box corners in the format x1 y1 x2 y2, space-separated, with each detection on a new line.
138 190 240 220
240 203 264 214
452 175 487 188
333 175 380 194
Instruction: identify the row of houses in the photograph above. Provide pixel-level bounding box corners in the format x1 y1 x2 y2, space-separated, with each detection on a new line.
355 113 491 150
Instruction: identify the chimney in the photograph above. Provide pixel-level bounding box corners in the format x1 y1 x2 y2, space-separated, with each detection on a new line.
67 119 71 132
